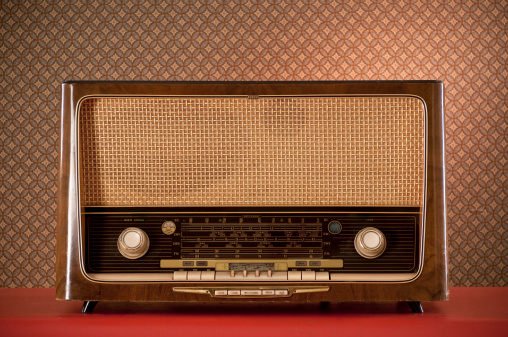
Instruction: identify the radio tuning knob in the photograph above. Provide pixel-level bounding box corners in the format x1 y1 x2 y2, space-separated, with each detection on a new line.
117 227 150 259
354 227 386 259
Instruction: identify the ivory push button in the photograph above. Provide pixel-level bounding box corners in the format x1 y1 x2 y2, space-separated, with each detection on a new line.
241 290 262 296
201 271 215 281
173 271 188 281
187 271 201 281
288 271 302 281
316 272 330 281
302 271 316 281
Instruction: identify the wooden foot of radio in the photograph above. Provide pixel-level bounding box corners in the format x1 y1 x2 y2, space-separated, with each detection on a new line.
57 81 447 312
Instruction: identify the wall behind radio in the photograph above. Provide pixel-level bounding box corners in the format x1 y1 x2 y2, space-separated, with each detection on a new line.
0 1 506 287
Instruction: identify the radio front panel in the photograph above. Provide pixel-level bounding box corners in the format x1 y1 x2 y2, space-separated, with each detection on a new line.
58 81 447 310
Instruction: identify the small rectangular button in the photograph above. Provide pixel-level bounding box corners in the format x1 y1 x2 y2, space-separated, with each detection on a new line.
201 271 215 281
182 261 194 267
196 261 208 267
316 272 330 281
262 290 275 296
295 261 307 266
173 271 188 281
241 290 262 296
214 290 228 296
309 261 321 267
302 271 316 281
228 290 241 296
288 271 302 281
275 290 289 296
187 271 201 281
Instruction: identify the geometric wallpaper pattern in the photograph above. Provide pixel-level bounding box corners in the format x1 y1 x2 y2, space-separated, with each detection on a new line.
1 0 506 287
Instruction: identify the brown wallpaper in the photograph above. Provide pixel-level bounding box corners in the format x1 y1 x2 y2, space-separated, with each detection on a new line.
0 1 506 287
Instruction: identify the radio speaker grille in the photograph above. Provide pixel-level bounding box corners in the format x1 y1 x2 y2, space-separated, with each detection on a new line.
79 96 425 207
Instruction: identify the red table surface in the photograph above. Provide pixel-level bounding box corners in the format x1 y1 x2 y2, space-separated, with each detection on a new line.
0 287 507 337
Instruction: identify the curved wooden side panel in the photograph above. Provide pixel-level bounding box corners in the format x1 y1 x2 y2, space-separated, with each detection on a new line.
56 81 447 303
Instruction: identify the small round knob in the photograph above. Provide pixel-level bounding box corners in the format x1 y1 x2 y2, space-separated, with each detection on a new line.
354 227 386 259
117 227 150 259
328 221 342 234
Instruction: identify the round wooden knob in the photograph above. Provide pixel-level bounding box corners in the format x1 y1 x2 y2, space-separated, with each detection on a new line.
117 227 150 259
354 227 386 259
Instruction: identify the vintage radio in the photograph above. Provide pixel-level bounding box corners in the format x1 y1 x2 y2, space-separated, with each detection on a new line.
56 81 447 313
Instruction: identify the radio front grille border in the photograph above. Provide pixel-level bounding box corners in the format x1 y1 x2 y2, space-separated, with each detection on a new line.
77 95 426 208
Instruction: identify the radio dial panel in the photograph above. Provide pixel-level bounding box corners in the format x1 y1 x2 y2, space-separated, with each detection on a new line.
85 208 419 277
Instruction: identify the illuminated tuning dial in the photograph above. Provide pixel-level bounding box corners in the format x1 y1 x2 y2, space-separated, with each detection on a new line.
354 227 386 259
117 227 150 259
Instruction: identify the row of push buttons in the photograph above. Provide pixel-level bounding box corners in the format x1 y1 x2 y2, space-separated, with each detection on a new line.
172 271 330 281
214 289 289 296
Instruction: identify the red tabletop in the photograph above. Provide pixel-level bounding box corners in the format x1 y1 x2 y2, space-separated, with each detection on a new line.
1 287 507 337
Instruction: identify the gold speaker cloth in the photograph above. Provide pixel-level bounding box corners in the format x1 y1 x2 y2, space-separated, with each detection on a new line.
78 96 425 207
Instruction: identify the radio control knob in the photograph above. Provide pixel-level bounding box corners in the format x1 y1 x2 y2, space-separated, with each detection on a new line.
117 227 150 259
354 227 386 259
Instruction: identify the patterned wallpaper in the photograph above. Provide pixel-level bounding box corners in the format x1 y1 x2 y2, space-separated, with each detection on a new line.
0 0 506 287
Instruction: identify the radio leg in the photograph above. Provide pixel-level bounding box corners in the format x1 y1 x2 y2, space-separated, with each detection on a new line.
319 301 330 311
82 301 98 313
407 301 423 313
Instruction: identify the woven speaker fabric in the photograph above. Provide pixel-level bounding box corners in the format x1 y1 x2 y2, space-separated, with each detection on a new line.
79 96 425 207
